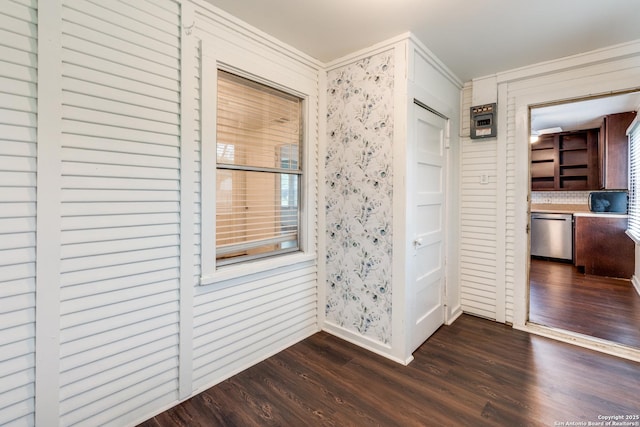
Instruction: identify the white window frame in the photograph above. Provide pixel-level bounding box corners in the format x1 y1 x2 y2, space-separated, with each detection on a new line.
627 114 640 243
199 43 316 287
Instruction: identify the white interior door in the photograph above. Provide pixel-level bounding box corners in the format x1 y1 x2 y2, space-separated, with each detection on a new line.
410 103 447 353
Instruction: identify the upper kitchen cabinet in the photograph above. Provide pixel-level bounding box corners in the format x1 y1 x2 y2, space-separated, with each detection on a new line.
531 129 599 190
599 111 637 189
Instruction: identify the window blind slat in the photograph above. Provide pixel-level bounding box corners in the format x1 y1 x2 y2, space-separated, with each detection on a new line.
628 119 640 240
215 70 302 265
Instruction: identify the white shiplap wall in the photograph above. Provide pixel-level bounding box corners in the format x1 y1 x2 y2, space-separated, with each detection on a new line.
192 36 202 286
459 84 499 319
0 0 322 424
190 4 320 393
58 1 182 425
0 1 37 425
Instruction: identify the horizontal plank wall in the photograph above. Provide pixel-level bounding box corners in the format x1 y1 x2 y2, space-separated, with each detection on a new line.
57 0 182 425
0 0 322 424
189 2 320 393
459 83 499 319
0 0 38 425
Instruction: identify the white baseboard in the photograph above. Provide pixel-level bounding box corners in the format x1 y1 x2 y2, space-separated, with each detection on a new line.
322 321 413 365
632 274 640 297
446 304 463 325
130 326 319 427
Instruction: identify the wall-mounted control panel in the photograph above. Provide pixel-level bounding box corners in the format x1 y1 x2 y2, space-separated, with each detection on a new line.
470 103 497 139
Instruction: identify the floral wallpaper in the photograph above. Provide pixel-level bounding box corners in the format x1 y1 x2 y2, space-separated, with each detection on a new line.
325 51 395 344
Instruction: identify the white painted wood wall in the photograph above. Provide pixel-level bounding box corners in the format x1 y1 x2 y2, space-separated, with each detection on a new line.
6 0 638 424
57 1 183 424
0 0 321 425
0 1 38 425
459 83 501 320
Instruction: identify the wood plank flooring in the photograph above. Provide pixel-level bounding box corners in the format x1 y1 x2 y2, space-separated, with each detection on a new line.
529 258 640 348
139 314 640 427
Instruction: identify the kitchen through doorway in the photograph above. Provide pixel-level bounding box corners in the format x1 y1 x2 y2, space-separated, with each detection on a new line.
528 91 640 350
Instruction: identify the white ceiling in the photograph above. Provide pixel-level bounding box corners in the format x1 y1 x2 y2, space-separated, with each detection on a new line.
204 0 640 132
531 92 640 134
203 0 640 82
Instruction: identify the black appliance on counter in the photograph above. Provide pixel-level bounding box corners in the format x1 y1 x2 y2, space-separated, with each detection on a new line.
588 191 628 214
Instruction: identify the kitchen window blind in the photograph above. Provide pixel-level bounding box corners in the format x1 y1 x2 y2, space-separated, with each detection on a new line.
627 117 640 242
215 70 302 265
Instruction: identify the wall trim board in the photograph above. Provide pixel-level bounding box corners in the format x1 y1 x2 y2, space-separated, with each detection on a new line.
446 304 463 325
325 32 463 90
517 323 640 364
35 1 63 424
494 85 508 324
407 32 463 89
323 321 413 365
316 70 328 329
408 80 456 121
324 33 408 71
496 39 640 84
511 102 531 328
391 42 409 363
178 0 196 400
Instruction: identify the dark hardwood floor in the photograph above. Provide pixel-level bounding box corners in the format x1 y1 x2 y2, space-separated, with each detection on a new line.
139 314 640 427
529 258 640 348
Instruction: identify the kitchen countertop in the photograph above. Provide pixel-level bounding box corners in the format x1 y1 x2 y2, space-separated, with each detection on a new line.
573 212 628 218
531 203 628 218
530 204 590 214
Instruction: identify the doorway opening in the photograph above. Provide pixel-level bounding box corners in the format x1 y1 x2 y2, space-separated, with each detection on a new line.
528 91 640 350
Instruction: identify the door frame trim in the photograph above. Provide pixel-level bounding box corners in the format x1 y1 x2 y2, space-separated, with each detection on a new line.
517 322 640 363
414 98 449 120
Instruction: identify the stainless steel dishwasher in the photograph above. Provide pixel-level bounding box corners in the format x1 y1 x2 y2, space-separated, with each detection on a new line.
530 213 573 261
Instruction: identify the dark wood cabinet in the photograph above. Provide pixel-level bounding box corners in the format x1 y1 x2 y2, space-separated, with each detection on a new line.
574 215 635 278
599 111 636 189
530 135 555 190
531 129 599 191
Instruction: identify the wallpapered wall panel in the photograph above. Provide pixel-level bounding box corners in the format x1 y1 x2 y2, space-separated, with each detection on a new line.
325 50 395 344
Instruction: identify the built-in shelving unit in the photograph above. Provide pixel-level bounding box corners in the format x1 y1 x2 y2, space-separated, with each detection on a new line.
531 136 555 189
531 129 599 191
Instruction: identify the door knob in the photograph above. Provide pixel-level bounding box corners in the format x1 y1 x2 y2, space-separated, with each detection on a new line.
413 238 423 247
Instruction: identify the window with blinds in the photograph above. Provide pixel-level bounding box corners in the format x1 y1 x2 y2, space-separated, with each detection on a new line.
216 70 303 265
627 117 640 242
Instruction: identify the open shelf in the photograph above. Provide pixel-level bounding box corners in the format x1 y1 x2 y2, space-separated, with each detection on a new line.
530 129 599 191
